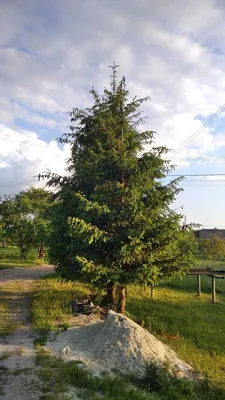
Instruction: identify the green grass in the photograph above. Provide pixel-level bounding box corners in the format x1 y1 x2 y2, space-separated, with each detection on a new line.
31 272 225 397
36 348 156 400
195 259 225 270
0 246 44 269
0 302 16 336
36 348 225 400
166 274 225 295
31 275 91 333
127 280 225 390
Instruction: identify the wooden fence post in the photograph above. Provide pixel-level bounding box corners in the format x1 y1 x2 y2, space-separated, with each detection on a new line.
212 276 216 303
197 275 201 296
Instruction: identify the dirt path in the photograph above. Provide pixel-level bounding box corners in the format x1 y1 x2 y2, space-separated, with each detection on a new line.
0 265 54 399
0 265 54 284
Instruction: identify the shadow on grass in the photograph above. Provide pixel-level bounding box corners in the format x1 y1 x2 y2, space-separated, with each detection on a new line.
163 275 225 296
127 295 225 355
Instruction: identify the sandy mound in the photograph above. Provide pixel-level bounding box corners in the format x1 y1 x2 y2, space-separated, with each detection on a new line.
46 310 196 379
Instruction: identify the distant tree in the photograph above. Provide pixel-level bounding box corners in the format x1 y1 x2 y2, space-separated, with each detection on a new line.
44 68 195 313
0 188 51 259
20 188 51 258
202 234 225 261
0 194 35 259
0 217 7 247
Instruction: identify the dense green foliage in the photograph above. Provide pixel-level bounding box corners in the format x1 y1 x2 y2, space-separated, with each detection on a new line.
0 188 51 259
199 234 225 261
45 72 196 311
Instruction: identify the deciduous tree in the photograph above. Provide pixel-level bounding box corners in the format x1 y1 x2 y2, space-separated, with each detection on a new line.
0 188 51 259
202 234 225 261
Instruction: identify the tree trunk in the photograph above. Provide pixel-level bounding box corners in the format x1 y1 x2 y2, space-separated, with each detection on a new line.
150 283 154 299
118 285 126 314
18 233 25 259
38 243 45 258
101 281 116 306
106 281 116 304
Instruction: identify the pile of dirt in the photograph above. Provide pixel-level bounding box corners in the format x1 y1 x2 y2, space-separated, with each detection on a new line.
46 310 197 379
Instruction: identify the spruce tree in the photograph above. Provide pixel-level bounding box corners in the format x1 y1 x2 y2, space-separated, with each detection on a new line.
46 66 195 313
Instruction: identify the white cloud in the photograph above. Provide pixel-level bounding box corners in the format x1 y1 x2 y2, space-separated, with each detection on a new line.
0 125 70 195
1 0 225 215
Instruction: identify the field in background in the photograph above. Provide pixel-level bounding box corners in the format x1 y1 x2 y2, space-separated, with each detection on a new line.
0 247 44 270
195 259 225 270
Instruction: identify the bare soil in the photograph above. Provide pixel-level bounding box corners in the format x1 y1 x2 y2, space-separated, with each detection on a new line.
0 265 54 399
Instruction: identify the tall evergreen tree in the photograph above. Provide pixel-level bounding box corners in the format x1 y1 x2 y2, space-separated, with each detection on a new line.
45 66 195 313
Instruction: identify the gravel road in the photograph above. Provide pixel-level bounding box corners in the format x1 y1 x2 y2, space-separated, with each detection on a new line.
0 264 54 399
0 265 54 284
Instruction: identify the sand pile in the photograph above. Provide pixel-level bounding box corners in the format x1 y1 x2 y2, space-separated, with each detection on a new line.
46 310 196 379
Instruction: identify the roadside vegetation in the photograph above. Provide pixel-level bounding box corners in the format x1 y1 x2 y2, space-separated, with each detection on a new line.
0 247 44 270
32 275 91 333
31 273 225 397
35 347 224 400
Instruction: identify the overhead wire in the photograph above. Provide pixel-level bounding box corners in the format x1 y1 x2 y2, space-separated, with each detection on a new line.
167 173 225 177
171 103 225 156
1 104 225 195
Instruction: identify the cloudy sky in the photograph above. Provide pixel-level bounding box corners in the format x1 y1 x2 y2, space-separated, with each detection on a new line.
1 0 225 227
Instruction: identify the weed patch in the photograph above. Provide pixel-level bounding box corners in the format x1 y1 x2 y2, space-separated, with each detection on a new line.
36 349 225 400
31 276 91 332
0 302 16 336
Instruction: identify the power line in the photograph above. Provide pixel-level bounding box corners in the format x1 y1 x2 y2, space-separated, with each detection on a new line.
167 173 225 177
171 157 225 163
180 180 225 182
178 184 225 187
2 178 225 190
171 103 225 156
172 156 225 159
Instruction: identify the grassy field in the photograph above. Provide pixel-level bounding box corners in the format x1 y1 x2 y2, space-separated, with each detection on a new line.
0 246 44 269
31 272 225 399
195 259 225 270
127 283 225 388
1 246 225 398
